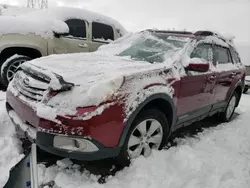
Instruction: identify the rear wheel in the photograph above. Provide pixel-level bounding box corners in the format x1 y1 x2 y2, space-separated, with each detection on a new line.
219 92 238 122
0 55 31 88
243 88 248 94
116 109 169 167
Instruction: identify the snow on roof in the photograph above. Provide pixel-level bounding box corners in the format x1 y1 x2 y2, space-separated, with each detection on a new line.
0 4 34 16
0 7 126 38
0 16 69 38
21 7 127 35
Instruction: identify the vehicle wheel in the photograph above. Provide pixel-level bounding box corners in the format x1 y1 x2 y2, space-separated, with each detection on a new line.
0 55 31 88
219 92 239 122
243 88 248 94
116 109 169 167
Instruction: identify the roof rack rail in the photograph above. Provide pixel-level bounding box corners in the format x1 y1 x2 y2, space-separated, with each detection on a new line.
193 30 215 36
194 30 232 43
145 29 193 35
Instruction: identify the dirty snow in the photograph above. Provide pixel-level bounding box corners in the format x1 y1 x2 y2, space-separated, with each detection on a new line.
35 93 250 188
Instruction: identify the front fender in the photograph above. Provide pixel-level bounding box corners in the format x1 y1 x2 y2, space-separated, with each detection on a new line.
0 34 47 56
118 91 176 147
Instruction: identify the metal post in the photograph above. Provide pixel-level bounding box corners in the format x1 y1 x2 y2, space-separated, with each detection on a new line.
30 144 38 188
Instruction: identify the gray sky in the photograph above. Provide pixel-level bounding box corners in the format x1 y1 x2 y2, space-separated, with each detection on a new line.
1 0 250 44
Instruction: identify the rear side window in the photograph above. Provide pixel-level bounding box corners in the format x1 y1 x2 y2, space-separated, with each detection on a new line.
214 46 232 64
190 43 213 62
230 47 241 64
65 19 86 39
92 22 114 41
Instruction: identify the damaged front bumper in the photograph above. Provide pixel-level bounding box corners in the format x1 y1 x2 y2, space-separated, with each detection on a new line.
6 90 125 161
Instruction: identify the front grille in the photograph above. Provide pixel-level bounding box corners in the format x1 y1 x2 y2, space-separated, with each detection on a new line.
13 71 49 102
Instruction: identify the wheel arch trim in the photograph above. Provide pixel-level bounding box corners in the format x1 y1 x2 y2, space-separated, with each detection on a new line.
118 93 176 147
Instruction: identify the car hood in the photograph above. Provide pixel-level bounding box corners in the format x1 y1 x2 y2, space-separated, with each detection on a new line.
23 52 164 86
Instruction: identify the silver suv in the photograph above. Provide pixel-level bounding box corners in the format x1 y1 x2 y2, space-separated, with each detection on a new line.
0 7 126 89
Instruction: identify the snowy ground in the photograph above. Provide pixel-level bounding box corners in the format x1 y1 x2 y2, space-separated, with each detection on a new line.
1 91 250 187
0 91 24 187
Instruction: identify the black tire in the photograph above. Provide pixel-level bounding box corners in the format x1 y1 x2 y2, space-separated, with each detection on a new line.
219 92 239 122
243 88 248 94
116 108 169 167
0 55 31 88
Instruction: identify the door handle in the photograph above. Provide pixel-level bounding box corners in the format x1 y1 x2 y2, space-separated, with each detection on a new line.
78 43 88 48
207 75 216 82
230 72 236 78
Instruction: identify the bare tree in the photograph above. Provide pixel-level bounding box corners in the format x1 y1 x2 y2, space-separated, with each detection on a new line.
27 0 48 9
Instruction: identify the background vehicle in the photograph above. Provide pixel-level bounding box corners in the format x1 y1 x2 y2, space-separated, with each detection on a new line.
6 30 245 166
0 7 126 89
243 66 250 93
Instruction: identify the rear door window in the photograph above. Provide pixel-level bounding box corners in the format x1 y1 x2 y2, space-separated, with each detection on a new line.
92 22 114 42
65 19 87 39
230 47 241 64
214 46 232 64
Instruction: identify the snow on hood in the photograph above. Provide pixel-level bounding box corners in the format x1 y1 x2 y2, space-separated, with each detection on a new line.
0 16 69 38
25 52 159 86
21 52 172 117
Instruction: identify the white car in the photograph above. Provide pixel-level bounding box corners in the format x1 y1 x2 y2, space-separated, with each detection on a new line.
0 7 126 89
244 76 250 93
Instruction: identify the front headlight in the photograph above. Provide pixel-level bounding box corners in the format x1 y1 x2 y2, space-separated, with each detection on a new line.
87 76 125 102
46 76 125 115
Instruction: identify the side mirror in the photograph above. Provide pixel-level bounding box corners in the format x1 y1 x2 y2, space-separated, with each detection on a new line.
52 20 69 38
185 58 210 72
53 31 70 38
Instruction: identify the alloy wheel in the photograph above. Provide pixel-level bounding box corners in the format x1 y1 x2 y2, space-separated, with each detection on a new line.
6 60 26 82
226 95 236 119
127 118 163 159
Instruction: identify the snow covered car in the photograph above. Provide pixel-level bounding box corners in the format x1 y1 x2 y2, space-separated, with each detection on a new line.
244 76 250 93
6 30 246 165
0 7 126 89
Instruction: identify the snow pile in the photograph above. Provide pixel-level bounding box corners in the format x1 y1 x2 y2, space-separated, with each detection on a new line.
38 94 250 188
0 92 24 187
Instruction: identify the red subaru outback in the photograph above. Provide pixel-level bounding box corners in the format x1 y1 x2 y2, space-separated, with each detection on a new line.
6 30 246 165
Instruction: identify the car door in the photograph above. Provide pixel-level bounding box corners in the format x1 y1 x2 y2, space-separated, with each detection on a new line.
177 43 216 124
50 19 90 54
212 45 238 105
89 22 115 52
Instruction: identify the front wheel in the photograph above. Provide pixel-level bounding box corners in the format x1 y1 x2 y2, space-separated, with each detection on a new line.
219 92 238 122
0 55 31 88
116 109 169 167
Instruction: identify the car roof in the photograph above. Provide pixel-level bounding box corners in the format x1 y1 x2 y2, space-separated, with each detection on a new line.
146 29 235 47
20 7 127 35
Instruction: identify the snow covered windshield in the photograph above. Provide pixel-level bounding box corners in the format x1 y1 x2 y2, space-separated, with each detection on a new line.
118 32 190 63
